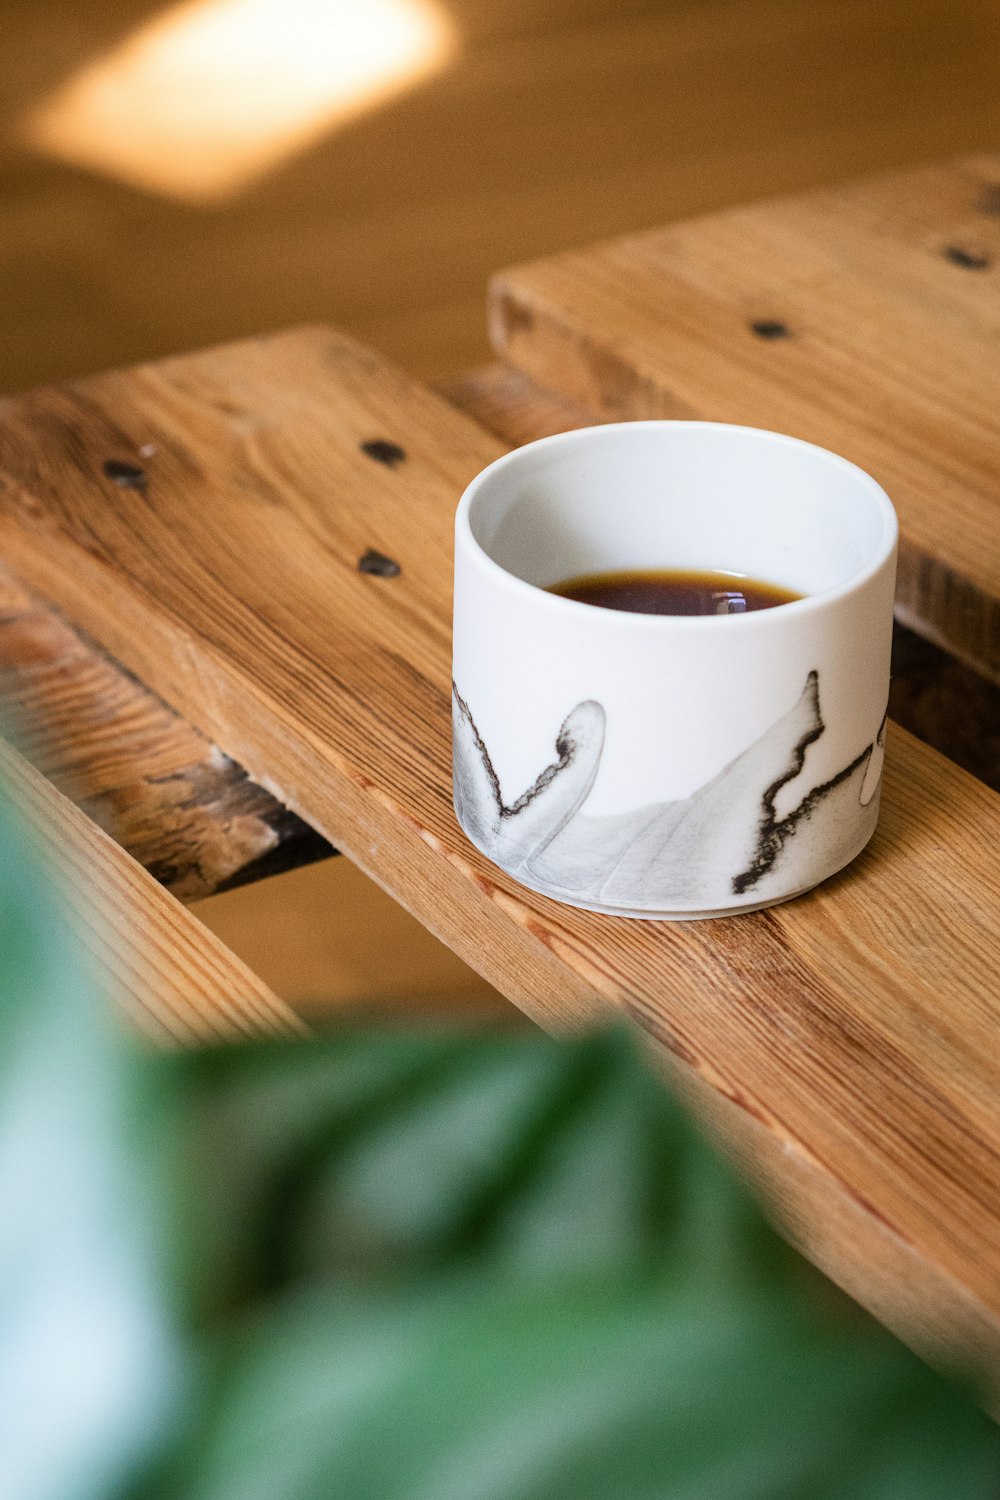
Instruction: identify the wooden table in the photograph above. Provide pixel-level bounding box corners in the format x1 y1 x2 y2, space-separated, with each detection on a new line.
1 156 999 1395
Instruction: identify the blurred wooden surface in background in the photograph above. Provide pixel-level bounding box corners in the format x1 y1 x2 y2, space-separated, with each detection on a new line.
3 0 1000 391
3 0 998 1014
197 859 522 1023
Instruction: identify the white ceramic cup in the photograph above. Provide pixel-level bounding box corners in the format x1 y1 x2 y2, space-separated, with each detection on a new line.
452 421 897 919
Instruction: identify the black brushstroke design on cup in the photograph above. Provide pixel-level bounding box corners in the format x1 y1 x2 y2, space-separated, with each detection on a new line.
452 686 605 876
453 674 885 912
733 678 887 894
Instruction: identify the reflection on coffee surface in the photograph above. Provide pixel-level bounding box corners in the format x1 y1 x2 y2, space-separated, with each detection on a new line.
548 568 802 616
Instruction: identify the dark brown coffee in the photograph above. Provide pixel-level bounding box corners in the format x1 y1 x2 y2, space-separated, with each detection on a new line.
548 568 802 616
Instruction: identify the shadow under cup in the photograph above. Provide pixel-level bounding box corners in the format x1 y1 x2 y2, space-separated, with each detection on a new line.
453 422 898 919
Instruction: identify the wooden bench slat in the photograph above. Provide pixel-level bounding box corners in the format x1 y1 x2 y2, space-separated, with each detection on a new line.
0 325 997 1385
435 363 595 446
490 153 1000 682
0 738 300 1045
0 561 332 899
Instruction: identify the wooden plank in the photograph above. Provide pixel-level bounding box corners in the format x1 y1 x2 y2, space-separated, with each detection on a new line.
436 363 597 446
0 326 998 1387
0 737 301 1046
0 561 333 898
490 153 1000 682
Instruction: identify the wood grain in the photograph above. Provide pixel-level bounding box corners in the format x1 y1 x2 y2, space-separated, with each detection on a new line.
6 0 1000 391
0 561 332 899
491 154 1000 681
0 736 301 1045
436 363 597 447
0 326 998 1387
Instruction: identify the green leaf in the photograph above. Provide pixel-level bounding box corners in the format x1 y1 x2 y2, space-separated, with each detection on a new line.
0 774 183 1500
0 768 994 1500
156 1029 998 1500
177 1029 790 1295
158 1272 998 1500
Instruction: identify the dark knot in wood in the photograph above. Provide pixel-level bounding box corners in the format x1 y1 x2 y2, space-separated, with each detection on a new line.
102 459 148 490
943 245 990 270
360 439 407 468
358 548 402 578
749 319 791 340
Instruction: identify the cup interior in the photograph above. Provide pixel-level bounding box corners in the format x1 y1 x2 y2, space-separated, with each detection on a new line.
464 423 895 600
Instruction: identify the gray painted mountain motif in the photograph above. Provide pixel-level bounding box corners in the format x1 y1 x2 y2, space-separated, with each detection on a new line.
452 674 885 912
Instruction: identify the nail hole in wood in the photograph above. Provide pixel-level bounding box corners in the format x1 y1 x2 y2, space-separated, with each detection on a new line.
975 184 1000 217
943 245 990 270
358 548 401 578
360 439 406 468
749 319 790 340
102 459 147 490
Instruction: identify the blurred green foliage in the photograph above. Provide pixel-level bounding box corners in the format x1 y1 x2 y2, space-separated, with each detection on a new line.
0 778 182 1500
0 778 997 1500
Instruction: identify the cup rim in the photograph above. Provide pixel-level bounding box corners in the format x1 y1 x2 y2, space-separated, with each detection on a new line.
455 420 898 629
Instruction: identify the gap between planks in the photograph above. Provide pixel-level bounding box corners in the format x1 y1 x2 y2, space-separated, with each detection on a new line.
0 737 301 1046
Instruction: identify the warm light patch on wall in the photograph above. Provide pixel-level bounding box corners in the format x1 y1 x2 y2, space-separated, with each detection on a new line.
25 0 454 203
